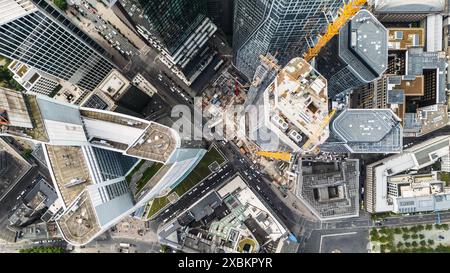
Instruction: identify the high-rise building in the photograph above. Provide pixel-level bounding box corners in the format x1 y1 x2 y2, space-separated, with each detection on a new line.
233 0 343 80
316 10 388 99
0 0 115 94
0 87 206 245
207 0 234 40
120 0 217 85
248 58 329 153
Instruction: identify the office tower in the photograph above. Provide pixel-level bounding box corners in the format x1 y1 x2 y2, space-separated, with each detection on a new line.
233 0 343 80
207 0 234 40
321 109 403 154
0 0 115 93
122 0 217 85
0 87 206 245
316 10 388 99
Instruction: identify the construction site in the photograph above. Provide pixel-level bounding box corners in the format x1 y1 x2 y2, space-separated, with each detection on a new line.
199 0 369 191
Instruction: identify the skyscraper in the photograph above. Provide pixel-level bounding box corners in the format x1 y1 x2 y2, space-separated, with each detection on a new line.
137 0 208 55
0 87 206 245
0 0 115 92
120 0 217 85
233 0 343 80
316 10 388 99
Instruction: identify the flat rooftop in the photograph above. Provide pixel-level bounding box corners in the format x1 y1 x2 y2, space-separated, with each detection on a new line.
388 28 424 50
0 87 32 128
297 159 360 220
333 109 399 143
349 10 388 76
56 191 100 246
45 145 93 208
126 123 178 162
340 10 387 81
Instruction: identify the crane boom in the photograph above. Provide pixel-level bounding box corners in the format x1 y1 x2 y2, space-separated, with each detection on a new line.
256 151 292 162
303 0 367 62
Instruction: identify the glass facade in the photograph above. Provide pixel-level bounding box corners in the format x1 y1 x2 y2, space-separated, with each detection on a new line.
92 146 137 182
137 0 208 54
0 0 114 92
233 0 342 80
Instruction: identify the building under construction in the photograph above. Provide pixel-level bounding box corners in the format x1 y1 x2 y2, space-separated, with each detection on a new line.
247 58 329 154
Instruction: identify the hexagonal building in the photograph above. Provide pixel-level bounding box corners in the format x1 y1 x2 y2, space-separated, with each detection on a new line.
317 9 388 99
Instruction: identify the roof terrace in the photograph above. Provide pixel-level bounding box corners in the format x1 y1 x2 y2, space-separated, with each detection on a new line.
126 123 178 163
45 145 93 208
56 191 101 246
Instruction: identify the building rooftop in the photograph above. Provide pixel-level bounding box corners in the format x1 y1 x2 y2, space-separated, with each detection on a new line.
44 145 93 208
329 109 402 153
296 159 360 220
366 136 450 213
340 10 388 82
388 28 424 50
406 47 446 104
0 87 32 128
56 191 101 246
403 104 448 137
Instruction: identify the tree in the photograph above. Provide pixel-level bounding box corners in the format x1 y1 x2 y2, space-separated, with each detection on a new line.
419 234 425 240
397 242 404 248
371 229 380 241
428 239 434 246
426 224 433 231
53 0 67 10
405 242 411 248
412 241 418 248
394 228 402 234
411 234 419 239
20 246 65 253
402 233 410 240
420 240 427 247
401 227 409 233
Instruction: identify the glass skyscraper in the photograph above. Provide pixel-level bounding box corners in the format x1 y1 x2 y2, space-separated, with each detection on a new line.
233 0 343 80
137 0 208 55
0 0 115 92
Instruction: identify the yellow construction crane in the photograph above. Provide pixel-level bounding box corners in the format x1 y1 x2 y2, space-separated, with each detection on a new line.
256 151 293 162
301 108 337 151
303 0 367 62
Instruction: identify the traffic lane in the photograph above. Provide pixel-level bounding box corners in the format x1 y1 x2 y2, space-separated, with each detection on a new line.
74 1 138 57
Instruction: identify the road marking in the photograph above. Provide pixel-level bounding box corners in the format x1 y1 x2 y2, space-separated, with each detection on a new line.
319 232 357 253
